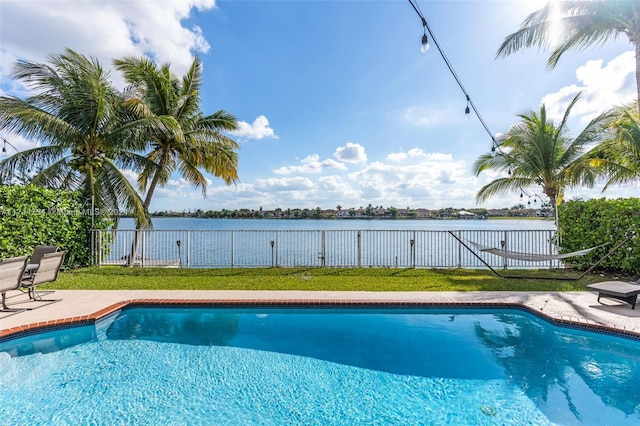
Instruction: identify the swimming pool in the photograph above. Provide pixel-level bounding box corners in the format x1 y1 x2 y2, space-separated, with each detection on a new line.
1 306 639 425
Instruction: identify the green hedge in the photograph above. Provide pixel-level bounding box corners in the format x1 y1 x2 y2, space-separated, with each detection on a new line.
558 198 640 274
0 185 110 268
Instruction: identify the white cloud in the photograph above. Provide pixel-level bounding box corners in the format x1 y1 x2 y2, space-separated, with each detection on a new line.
148 140 596 211
333 142 367 163
0 0 216 90
253 176 319 204
254 176 315 192
316 175 361 199
541 51 635 124
273 154 347 175
346 151 480 208
160 145 512 211
386 148 450 163
386 152 407 162
231 115 278 140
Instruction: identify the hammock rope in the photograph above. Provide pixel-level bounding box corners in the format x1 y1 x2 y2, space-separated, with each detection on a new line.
467 241 608 262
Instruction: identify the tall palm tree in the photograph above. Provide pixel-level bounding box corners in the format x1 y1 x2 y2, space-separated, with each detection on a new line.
114 56 239 264
496 1 640 114
473 93 609 224
587 101 640 188
113 56 240 217
0 49 150 227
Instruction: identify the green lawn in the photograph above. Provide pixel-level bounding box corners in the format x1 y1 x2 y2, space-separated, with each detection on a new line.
53 266 613 292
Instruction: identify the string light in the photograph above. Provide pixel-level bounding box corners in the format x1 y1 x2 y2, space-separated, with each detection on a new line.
407 1 546 208
1 137 18 156
1 136 21 184
407 0 497 148
464 95 470 118
421 18 430 53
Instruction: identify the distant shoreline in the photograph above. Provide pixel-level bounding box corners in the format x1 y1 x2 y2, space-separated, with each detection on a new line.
148 215 550 221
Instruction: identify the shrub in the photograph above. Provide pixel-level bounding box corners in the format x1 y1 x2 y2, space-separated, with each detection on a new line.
0 185 110 268
558 198 640 274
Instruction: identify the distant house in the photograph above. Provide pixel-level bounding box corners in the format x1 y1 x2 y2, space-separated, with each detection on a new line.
415 208 430 218
455 210 477 219
487 209 507 217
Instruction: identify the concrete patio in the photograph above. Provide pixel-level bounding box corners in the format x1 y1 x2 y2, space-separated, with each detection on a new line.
1 289 640 339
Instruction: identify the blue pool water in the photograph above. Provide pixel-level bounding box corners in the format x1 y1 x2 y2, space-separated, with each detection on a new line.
0 307 639 425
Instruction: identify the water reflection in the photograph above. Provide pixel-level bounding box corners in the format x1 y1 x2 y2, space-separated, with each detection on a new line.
475 313 640 421
106 308 239 346
0 325 97 357
106 308 505 379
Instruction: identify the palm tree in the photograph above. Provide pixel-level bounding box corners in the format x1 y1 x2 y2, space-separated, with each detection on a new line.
473 93 609 224
496 1 640 114
114 56 239 263
114 56 240 217
587 102 640 188
0 49 150 227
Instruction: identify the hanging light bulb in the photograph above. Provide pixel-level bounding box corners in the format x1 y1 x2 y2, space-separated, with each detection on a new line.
421 33 430 53
464 95 470 119
507 168 512 176
520 192 523 199
491 146 496 157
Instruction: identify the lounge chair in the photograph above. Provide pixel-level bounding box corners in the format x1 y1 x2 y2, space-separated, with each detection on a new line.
20 251 66 305
0 256 29 316
24 245 58 276
587 279 640 309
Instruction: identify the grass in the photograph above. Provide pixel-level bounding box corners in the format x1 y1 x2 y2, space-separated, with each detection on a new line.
53 266 616 292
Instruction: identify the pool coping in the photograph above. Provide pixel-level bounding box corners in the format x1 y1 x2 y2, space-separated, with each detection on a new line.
2 298 640 343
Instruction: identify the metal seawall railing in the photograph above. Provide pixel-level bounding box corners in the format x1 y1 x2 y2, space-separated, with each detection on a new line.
91 229 561 269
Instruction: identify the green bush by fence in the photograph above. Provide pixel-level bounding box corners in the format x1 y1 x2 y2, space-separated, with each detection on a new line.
559 198 640 274
0 185 110 268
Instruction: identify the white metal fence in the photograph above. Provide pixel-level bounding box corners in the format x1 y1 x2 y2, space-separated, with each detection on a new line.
91 229 562 269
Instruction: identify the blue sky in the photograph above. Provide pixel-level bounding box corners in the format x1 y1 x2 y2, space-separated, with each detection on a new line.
0 0 636 212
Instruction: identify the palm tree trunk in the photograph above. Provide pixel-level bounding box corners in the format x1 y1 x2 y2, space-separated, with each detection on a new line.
636 40 640 116
127 153 167 266
143 172 161 211
548 194 562 248
548 194 558 228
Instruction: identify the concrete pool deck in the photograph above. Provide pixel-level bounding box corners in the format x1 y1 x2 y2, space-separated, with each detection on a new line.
1 290 640 339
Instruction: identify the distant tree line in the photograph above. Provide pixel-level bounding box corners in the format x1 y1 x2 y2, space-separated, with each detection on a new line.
152 204 551 220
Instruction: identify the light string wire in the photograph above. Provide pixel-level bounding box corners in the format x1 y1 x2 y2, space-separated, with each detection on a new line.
407 0 543 205
407 0 495 145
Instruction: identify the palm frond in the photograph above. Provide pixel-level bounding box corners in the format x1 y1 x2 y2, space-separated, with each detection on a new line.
30 158 80 189
475 177 535 203
98 161 150 227
497 1 638 69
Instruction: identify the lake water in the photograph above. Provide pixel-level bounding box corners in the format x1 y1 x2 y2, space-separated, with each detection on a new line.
117 217 556 232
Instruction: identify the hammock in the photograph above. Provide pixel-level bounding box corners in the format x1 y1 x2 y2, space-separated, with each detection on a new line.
467 241 607 262
447 230 632 280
